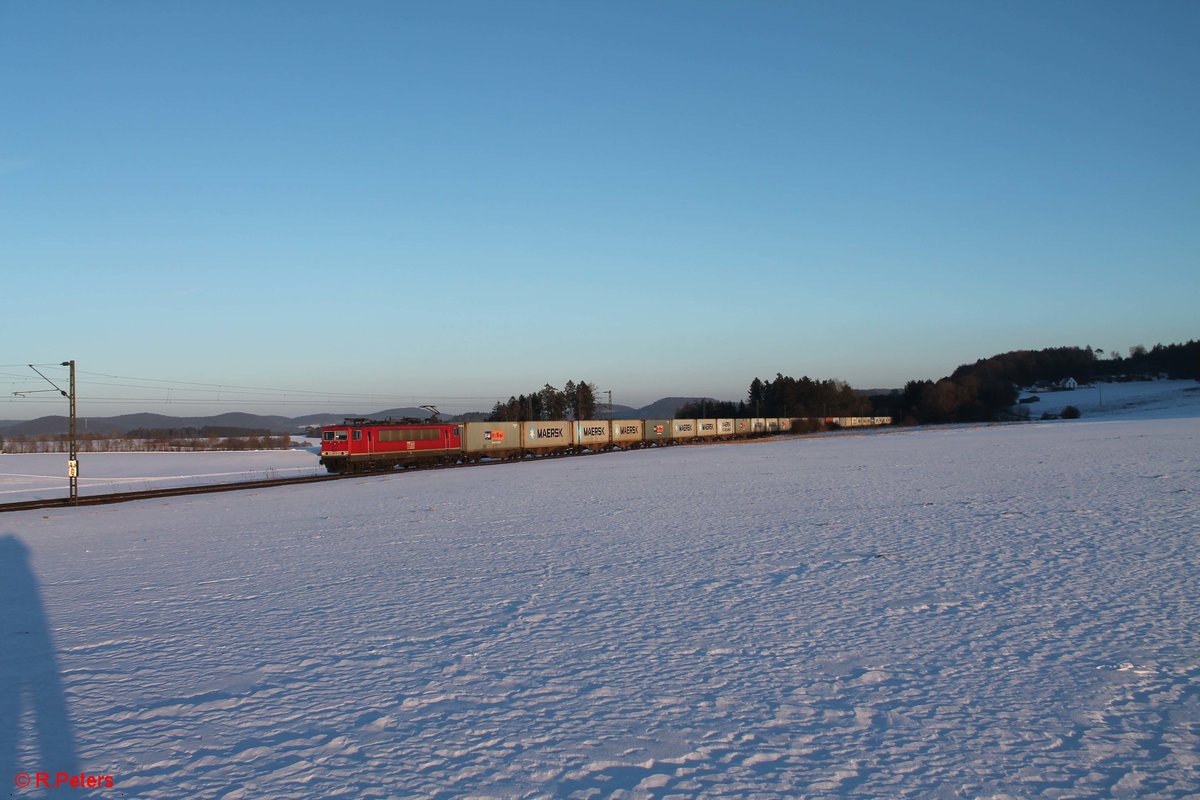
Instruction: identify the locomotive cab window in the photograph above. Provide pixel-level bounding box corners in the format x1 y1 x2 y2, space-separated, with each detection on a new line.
353 430 363 441
323 430 349 442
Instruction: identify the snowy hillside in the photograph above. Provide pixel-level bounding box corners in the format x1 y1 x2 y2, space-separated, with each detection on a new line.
1016 379 1200 420
3 416 1198 798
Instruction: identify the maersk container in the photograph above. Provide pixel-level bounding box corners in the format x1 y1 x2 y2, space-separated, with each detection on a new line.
521 421 575 453
696 419 718 439
611 420 644 448
644 419 673 444
766 418 779 433
463 422 522 455
671 419 697 439
716 418 735 436
575 420 611 451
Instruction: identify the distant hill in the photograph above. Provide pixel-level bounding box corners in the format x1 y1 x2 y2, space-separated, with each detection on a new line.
0 408 447 437
2 415 126 437
0 413 300 437
635 397 709 418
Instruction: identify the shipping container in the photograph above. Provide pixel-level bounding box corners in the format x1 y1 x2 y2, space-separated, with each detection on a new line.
462 422 522 456
671 419 698 439
697 419 719 439
716 418 735 436
575 420 611 451
611 420 644 448
521 421 576 454
644 419 673 444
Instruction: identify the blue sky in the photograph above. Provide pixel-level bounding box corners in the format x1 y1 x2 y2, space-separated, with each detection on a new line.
2 1 1197 418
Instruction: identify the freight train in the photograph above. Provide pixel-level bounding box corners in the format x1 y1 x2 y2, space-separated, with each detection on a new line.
319 415 892 474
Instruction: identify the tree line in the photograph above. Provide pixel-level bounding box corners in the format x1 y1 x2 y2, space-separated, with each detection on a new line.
947 342 1199 389
488 380 600 422
675 374 871 419
1 431 293 454
1113 340 1199 380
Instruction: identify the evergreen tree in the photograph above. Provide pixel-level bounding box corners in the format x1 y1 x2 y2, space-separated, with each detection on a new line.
748 378 765 415
563 380 577 419
575 380 597 419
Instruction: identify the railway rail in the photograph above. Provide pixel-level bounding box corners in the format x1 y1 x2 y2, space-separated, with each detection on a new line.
0 472 353 513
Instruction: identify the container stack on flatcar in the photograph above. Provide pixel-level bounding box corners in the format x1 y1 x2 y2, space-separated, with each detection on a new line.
319 414 891 474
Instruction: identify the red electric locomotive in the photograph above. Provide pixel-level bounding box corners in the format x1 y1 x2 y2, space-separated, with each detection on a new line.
320 418 462 474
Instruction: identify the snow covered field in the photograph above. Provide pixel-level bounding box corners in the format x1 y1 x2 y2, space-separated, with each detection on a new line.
3 413 1198 798
0 449 325 503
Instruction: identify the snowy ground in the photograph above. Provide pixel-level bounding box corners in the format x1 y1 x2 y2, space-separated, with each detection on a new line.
3 413 1198 798
0 449 325 503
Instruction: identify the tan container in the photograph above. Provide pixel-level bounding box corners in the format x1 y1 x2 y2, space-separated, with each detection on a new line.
521 421 576 454
575 420 611 450
671 419 697 439
611 420 644 448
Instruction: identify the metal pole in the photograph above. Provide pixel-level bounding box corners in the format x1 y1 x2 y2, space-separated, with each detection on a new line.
17 362 77 501
65 360 78 504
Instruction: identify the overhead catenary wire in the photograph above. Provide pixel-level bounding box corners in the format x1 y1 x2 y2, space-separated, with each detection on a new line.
0 363 68 368
72 369 504 401
3 364 534 417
